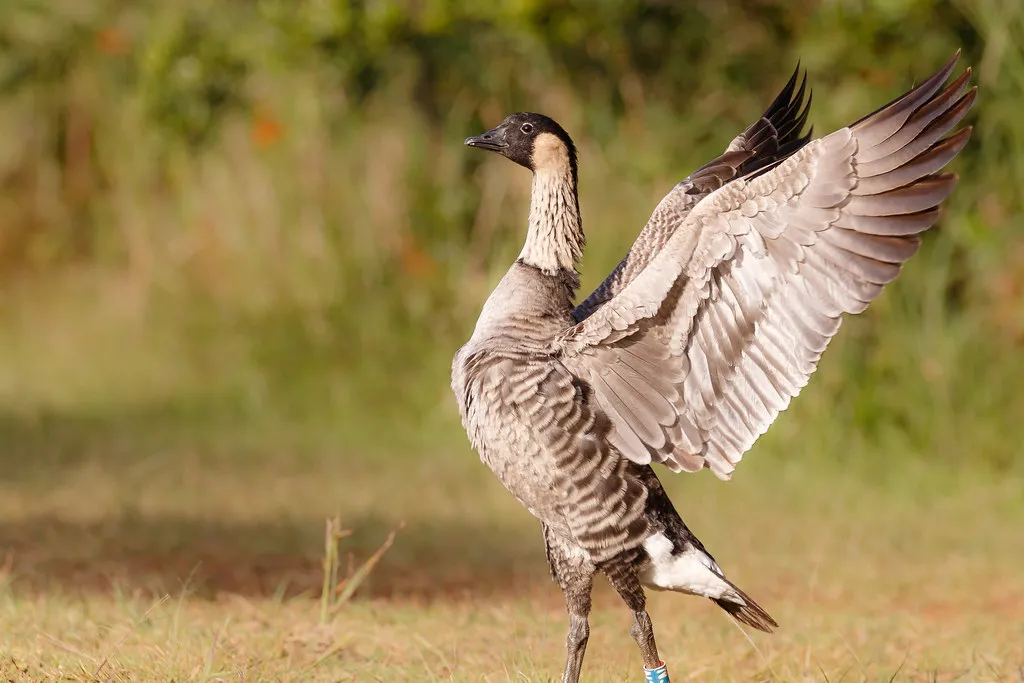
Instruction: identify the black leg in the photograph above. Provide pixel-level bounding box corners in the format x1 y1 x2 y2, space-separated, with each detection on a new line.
543 526 596 683
607 562 663 670
629 608 661 670
561 578 592 683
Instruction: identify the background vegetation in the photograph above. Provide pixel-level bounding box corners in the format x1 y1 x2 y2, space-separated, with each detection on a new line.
0 0 1022 680
1 0 1022 464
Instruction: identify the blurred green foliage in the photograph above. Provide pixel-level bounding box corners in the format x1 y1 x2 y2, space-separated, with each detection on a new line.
0 0 1021 467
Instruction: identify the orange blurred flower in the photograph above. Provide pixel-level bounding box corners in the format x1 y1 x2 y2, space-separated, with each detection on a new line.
399 236 437 279
251 110 284 148
95 27 130 56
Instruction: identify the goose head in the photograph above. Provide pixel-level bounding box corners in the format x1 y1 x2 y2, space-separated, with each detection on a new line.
465 113 578 176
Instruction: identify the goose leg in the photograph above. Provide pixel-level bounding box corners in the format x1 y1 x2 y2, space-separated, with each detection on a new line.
543 526 595 683
608 566 663 671
629 609 661 670
560 577 592 683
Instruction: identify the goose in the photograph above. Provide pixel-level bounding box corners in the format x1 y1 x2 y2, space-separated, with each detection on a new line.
452 52 975 683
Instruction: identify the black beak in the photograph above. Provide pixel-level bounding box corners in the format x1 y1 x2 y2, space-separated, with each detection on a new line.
464 125 508 152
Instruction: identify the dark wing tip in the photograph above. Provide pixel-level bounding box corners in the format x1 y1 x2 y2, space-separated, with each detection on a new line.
733 63 814 179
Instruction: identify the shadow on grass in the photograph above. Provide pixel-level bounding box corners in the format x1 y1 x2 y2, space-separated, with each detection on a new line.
0 408 553 602
0 514 551 601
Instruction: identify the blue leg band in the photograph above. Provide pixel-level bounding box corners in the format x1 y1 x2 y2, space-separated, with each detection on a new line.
644 661 669 683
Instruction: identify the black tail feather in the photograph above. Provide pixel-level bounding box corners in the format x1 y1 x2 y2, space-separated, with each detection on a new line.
711 579 778 633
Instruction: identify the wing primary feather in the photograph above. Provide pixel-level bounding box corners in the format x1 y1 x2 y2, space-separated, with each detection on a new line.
854 127 971 195
846 173 958 216
850 50 961 145
856 74 974 167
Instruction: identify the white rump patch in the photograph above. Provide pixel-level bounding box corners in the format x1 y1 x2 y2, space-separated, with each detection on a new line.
639 532 734 600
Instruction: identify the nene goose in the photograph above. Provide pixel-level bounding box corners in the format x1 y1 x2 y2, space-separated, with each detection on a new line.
453 52 974 682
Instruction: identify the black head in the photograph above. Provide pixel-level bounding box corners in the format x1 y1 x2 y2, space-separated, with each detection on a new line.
464 113 578 176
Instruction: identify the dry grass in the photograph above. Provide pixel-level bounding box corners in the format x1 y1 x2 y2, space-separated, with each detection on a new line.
1 444 1022 682
5 588 1022 682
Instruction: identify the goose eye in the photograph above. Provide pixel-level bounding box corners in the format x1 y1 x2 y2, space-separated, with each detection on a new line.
521 123 534 134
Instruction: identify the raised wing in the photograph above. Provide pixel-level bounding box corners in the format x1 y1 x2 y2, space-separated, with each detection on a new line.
560 52 975 480
573 65 813 321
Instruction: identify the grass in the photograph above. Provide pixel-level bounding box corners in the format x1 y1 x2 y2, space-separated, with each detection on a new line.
1 426 1022 681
